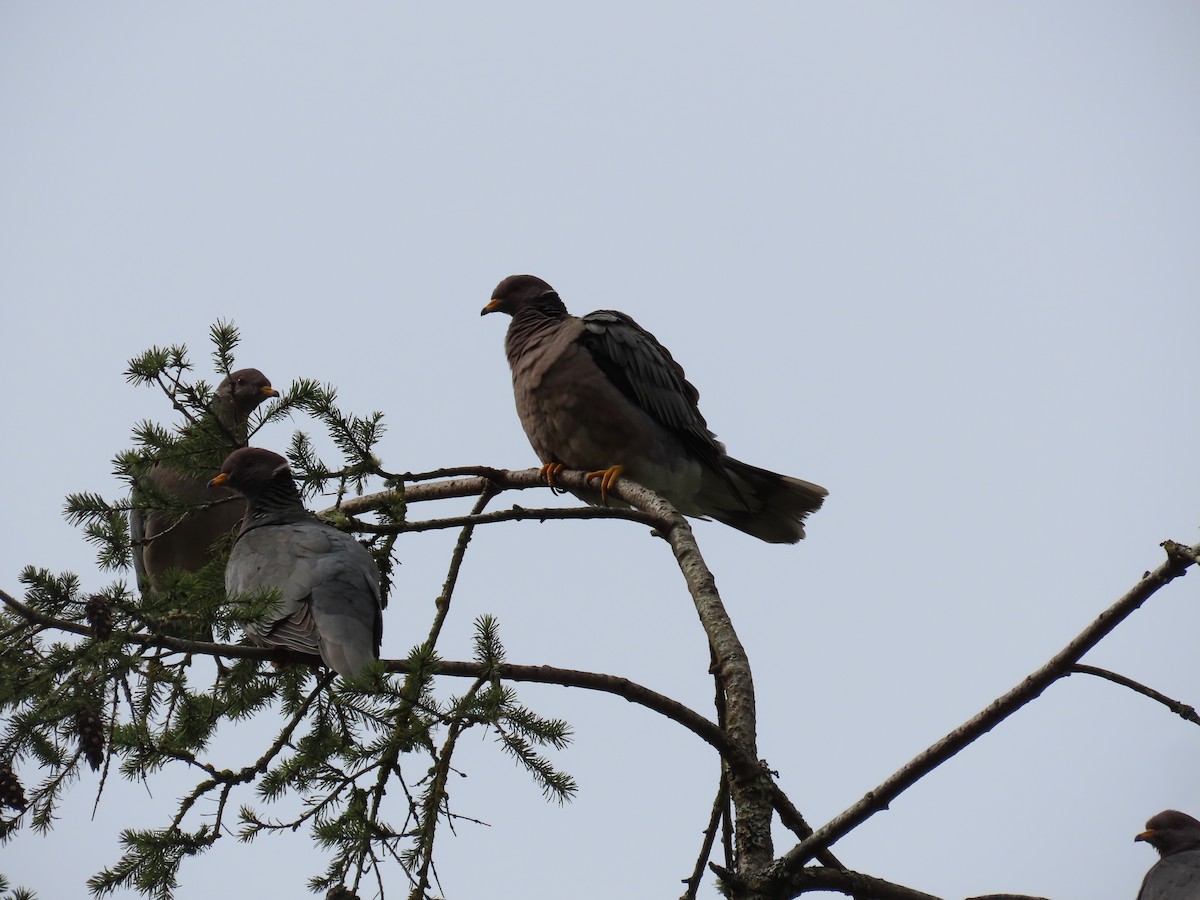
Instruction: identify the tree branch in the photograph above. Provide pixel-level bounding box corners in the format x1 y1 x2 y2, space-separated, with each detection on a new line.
0 584 809 849
595 473 774 875
12 466 800 891
346 503 662 535
1069 663 1200 726
765 539 1199 886
715 864 944 900
337 467 779 877
682 773 729 900
425 485 498 649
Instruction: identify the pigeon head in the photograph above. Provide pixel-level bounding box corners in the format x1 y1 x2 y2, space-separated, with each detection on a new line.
214 368 278 428
481 274 565 318
1136 810 1200 857
208 447 291 498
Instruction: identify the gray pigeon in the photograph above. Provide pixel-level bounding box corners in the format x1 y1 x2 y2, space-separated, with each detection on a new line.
130 368 278 594
1136 810 1200 900
482 274 827 543
210 447 383 678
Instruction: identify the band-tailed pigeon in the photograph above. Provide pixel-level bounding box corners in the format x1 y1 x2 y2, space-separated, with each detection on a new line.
481 274 827 543
1136 810 1200 900
130 368 278 594
210 447 383 678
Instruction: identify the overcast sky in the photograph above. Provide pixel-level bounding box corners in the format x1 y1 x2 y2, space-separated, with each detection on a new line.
2 3 1199 898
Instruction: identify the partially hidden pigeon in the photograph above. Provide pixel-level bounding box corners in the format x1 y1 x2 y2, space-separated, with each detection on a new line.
130 368 278 594
210 447 383 678
482 274 827 543
1136 810 1200 900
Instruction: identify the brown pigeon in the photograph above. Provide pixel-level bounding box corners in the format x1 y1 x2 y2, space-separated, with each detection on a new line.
211 447 383 678
130 368 278 594
1136 810 1200 900
482 274 827 543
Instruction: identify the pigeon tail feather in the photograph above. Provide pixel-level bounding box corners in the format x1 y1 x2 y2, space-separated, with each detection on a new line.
704 457 828 544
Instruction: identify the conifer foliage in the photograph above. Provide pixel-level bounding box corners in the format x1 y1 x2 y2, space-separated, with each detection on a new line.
0 325 575 899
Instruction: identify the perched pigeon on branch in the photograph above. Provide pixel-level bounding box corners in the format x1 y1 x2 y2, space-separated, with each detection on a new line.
1136 810 1200 900
130 368 278 593
211 447 383 678
482 274 826 543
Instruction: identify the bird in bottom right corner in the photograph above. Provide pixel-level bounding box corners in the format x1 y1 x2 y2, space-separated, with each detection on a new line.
1135 810 1200 900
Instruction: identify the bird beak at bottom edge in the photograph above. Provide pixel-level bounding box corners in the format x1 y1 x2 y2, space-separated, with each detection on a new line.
481 299 501 316
262 386 279 398
1135 829 1154 843
208 473 230 489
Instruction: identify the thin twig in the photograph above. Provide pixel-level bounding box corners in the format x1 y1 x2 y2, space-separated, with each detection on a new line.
345 503 661 535
396 466 508 483
682 772 730 900
428 484 498 645
1069 664 1200 725
410 678 487 900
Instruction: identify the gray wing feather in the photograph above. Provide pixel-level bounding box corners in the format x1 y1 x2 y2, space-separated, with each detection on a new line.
1139 851 1200 900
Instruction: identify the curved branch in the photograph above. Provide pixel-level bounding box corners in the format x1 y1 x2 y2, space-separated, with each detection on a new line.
598 473 774 873
15 467 792 883
0 599 735 762
767 539 1200 884
337 467 779 875
716 863 943 900
0 584 813 850
1069 663 1200 726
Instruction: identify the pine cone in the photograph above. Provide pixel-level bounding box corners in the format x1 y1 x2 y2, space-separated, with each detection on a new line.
0 765 26 811
85 594 114 639
75 706 106 771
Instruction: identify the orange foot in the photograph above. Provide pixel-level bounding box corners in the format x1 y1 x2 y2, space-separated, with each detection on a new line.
540 462 565 492
585 465 624 505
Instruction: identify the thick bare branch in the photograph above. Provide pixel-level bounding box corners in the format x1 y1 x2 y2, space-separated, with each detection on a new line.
600 473 774 875
765 539 1200 886
713 863 944 900
337 467 778 876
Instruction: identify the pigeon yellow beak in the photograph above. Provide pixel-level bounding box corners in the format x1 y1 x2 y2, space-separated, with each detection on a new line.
261 386 279 398
208 472 230 488
481 298 502 316
1135 829 1154 843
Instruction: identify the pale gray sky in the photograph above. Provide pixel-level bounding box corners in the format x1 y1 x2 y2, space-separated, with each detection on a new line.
2 3 1199 898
